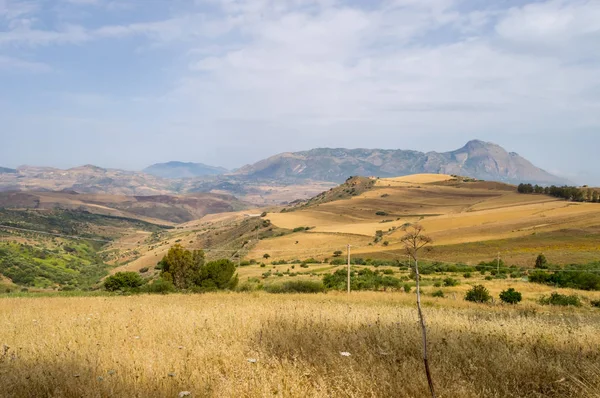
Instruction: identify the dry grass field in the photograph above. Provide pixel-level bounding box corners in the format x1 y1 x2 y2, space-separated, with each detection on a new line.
240 175 600 264
1 290 600 398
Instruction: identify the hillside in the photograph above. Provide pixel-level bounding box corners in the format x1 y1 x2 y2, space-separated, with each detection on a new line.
234 140 568 185
143 161 228 179
245 174 600 265
0 208 169 289
0 167 16 174
0 191 249 224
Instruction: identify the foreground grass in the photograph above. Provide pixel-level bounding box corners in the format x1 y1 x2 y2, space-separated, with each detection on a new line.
1 292 599 398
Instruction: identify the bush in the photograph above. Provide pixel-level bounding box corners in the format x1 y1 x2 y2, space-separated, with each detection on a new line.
485 276 493 281
144 278 175 294
591 300 600 308
139 267 149 273
375 211 388 216
433 281 442 288
403 284 411 293
432 290 444 298
465 285 491 303
443 277 459 287
463 272 472 278
499 288 522 304
104 272 144 292
264 280 325 294
539 293 581 307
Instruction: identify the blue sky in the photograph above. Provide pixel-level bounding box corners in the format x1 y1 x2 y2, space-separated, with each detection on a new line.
0 0 598 183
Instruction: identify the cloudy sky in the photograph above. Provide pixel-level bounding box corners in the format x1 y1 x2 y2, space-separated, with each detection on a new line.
0 0 598 183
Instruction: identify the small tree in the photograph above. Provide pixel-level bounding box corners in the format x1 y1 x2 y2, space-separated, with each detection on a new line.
159 244 205 289
465 285 491 303
535 254 548 269
263 253 271 260
333 250 343 257
499 288 522 304
104 272 144 292
401 224 436 398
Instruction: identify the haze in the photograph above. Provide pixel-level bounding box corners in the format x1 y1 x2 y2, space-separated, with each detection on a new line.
0 0 598 184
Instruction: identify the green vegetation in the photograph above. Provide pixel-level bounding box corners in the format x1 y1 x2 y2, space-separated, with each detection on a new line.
104 272 144 292
0 241 107 288
539 293 582 307
529 265 600 291
499 288 522 304
158 245 238 291
465 285 491 303
264 280 325 293
518 183 599 203
535 254 548 269
323 268 401 291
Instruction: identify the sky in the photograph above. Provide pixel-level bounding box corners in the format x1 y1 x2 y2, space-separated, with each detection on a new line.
0 0 598 183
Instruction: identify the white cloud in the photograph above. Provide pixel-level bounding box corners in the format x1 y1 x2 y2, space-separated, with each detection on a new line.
0 54 50 71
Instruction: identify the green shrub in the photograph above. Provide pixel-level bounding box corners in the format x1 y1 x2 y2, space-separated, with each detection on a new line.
264 280 325 294
382 269 394 275
465 285 491 303
433 281 442 287
375 211 388 216
499 288 522 304
104 272 144 292
300 264 309 269
539 293 581 307
463 272 472 278
260 263 266 268
443 277 459 287
485 276 493 281
403 284 411 293
144 278 175 294
432 290 444 298
139 267 149 273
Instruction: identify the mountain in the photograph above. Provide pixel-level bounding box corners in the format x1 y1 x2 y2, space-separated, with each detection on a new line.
234 140 569 185
0 167 16 174
143 161 228 179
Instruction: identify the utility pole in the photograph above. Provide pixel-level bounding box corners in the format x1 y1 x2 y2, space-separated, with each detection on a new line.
497 252 500 274
347 244 351 294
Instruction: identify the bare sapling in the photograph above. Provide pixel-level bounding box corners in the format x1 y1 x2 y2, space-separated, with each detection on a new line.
401 224 436 398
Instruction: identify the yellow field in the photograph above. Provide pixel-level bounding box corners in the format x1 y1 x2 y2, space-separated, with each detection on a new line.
1 290 600 398
246 175 600 263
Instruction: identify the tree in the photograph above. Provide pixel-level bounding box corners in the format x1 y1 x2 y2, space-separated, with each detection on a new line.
104 272 144 292
333 250 343 257
465 285 491 303
263 253 271 260
535 254 548 269
160 244 205 289
198 259 238 290
593 191 599 203
401 224 436 398
499 288 522 304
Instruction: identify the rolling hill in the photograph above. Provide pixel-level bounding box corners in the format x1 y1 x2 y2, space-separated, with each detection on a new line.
234 140 568 185
0 191 249 224
143 161 228 179
0 167 16 174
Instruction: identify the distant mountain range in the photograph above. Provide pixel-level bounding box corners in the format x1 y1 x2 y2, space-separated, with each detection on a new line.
0 141 571 202
233 140 568 185
143 161 229 179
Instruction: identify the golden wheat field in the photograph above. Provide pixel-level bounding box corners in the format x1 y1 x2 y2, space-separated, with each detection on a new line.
1 291 600 398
